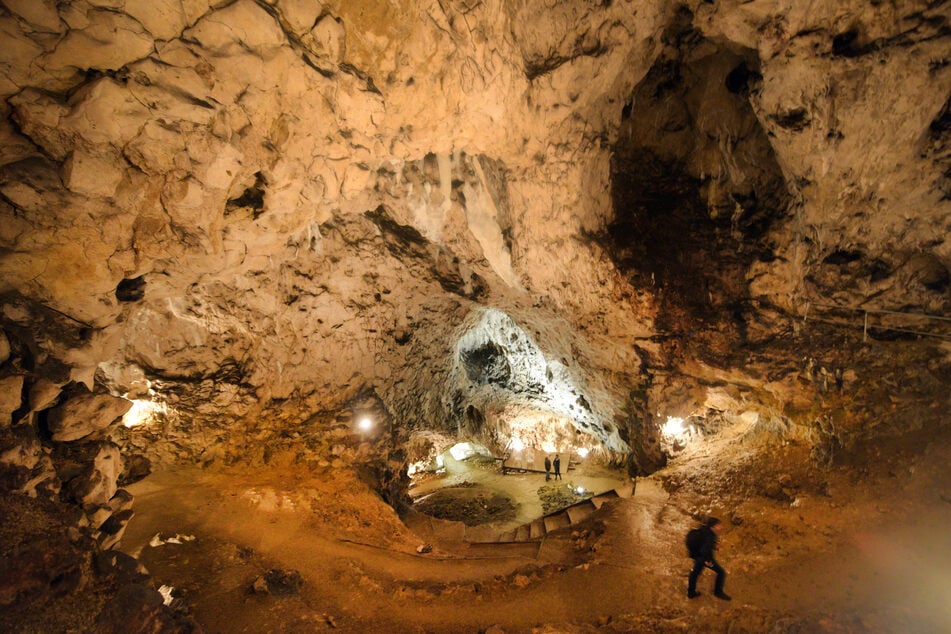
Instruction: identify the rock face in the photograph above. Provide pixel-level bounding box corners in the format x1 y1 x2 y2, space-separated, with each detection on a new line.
47 387 132 442
0 3 949 624
449 307 627 452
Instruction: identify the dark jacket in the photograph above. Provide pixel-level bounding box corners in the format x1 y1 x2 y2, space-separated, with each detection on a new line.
696 525 718 562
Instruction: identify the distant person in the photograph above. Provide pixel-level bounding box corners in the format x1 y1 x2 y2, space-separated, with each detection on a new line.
544 455 552 481
553 454 561 480
686 517 730 600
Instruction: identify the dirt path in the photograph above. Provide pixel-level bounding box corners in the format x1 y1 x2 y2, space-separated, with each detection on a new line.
121 433 951 633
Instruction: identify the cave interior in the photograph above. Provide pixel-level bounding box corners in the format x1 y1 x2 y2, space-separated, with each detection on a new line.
1 0 950 632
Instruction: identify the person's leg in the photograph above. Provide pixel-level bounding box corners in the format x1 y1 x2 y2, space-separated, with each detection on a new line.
687 558 705 597
710 560 730 599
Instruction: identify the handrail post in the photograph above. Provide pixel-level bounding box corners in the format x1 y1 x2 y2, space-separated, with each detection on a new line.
863 311 868 342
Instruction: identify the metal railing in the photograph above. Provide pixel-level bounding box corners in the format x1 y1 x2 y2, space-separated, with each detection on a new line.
802 302 951 342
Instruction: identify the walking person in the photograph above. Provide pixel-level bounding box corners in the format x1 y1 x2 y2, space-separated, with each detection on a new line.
686 517 731 600
544 455 552 481
553 454 562 480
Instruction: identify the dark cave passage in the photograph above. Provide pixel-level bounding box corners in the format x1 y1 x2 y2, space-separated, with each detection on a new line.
604 27 790 358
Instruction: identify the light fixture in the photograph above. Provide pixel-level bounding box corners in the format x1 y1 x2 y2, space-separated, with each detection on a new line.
576 486 586 495
577 447 589 458
511 437 524 452
358 417 373 431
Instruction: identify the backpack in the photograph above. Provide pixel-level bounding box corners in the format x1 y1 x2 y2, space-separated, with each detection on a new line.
685 527 704 558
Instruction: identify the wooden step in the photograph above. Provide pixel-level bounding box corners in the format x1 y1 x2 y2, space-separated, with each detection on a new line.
465 525 500 543
591 491 619 509
530 519 546 539
498 529 518 542
566 502 595 524
543 513 570 534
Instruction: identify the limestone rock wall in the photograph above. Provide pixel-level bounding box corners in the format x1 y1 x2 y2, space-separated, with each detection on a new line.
619 0 951 459
696 0 951 315
0 0 667 469
0 0 948 482
1 1 948 628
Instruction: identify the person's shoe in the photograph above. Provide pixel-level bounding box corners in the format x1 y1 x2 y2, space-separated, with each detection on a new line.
687 591 701 599
714 591 732 601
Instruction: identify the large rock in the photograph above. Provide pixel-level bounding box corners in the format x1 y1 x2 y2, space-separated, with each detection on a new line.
0 374 24 427
0 330 9 364
94 584 190 634
0 430 59 497
28 378 64 413
47 389 131 442
0 534 86 607
98 508 134 551
66 443 122 507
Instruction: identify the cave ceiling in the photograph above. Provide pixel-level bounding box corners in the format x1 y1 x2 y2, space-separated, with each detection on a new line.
0 0 949 474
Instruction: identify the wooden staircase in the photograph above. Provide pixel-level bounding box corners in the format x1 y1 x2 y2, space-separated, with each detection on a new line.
464 488 624 544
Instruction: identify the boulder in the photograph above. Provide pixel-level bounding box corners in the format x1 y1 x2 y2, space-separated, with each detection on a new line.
28 378 63 413
0 330 9 364
94 584 170 634
87 505 113 530
118 454 151 486
251 576 269 594
66 443 122 507
92 550 149 585
47 389 131 442
0 375 25 426
263 568 303 596
0 535 86 607
98 509 134 550
0 430 60 498
108 489 134 514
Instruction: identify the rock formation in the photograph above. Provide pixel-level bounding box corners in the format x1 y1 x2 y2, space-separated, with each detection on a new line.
0 0 948 629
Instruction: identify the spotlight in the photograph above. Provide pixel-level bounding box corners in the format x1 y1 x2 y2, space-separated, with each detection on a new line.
576 486 586 495
511 438 524 452
358 417 373 431
577 447 589 458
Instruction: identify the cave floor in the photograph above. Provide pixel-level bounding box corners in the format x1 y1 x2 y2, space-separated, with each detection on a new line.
121 424 951 633
407 453 629 529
